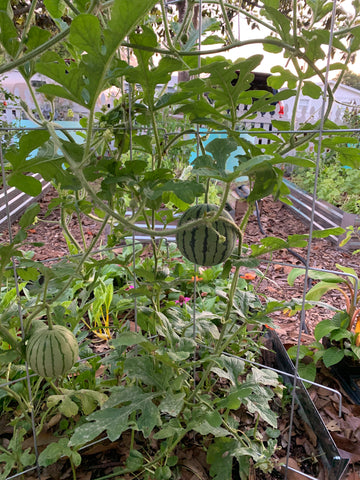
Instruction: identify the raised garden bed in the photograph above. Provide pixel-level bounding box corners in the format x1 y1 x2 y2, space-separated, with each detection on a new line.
283 179 360 250
263 329 349 480
0 174 51 232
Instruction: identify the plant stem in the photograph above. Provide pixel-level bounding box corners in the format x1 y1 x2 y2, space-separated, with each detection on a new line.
60 206 82 252
219 0 236 44
75 191 88 250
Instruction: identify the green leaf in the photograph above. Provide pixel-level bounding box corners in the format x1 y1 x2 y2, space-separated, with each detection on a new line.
155 466 172 480
26 26 52 51
287 267 344 287
153 418 185 440
263 37 283 53
261 6 291 41
38 438 80 467
19 203 40 228
150 180 204 204
335 263 358 286
111 331 156 350
70 386 160 446
250 236 289 257
124 356 172 389
126 27 183 107
268 67 298 89
7 173 42 196
159 392 185 417
322 347 345 368
336 146 360 169
312 227 345 238
19 449 36 467
314 319 339 341
6 130 50 169
298 361 317 384
69 14 102 56
306 281 345 302
0 452 15 480
126 450 144 470
44 0 66 18
350 25 360 52
48 394 79 417
211 355 245 386
302 81 323 99
0 4 19 58
76 390 108 415
36 0 158 108
287 345 313 360
207 437 238 480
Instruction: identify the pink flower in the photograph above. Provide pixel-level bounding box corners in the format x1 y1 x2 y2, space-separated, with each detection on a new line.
125 285 134 291
175 295 191 306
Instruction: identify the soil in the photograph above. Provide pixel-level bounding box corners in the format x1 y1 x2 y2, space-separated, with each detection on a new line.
2 186 360 479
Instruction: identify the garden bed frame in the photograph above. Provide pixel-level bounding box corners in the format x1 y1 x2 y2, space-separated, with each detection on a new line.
264 329 349 480
0 174 51 232
283 179 360 250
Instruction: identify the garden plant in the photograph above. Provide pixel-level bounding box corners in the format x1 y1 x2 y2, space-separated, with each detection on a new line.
287 264 360 382
1 0 360 478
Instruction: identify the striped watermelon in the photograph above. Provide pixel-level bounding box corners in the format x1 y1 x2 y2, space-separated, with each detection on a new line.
26 325 79 378
176 204 237 266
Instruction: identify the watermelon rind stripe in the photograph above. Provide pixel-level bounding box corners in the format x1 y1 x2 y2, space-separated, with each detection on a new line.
54 332 65 376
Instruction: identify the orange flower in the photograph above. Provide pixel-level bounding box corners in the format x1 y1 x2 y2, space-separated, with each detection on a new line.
189 275 203 282
240 272 256 281
355 318 360 346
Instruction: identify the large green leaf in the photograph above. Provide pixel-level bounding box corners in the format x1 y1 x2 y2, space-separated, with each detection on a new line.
36 0 157 109
70 386 161 446
287 268 345 286
207 437 239 480
7 173 42 197
44 0 66 18
306 281 346 302
149 179 205 204
126 27 184 109
124 356 172 389
0 0 19 58
322 347 345 368
211 355 246 386
6 130 50 169
38 438 81 468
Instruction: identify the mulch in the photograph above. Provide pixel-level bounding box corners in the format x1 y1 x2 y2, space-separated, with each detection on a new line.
2 185 360 479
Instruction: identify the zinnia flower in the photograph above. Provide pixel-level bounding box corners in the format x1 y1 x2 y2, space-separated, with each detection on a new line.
175 295 191 306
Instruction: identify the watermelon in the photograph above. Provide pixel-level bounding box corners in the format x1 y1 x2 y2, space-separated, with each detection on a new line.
176 204 238 266
26 325 79 378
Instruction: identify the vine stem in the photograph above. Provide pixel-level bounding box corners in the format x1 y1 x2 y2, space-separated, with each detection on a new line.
60 205 83 252
15 0 38 60
188 201 252 401
219 0 236 44
21 215 110 328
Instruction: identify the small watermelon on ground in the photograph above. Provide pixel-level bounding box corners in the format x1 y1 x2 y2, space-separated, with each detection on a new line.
26 325 79 378
176 204 238 266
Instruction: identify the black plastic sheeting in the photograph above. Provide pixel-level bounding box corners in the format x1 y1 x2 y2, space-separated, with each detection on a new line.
330 360 360 405
264 329 349 480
